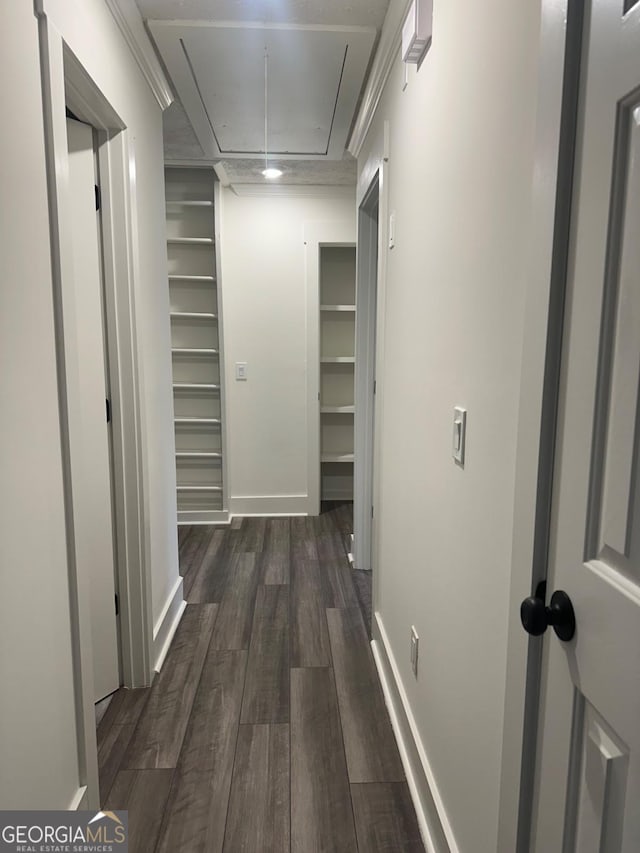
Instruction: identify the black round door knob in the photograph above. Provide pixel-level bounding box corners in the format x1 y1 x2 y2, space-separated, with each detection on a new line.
520 590 576 642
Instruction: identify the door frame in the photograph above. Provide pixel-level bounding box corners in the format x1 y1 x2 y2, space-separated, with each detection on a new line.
37 4 154 808
354 145 390 613
497 0 585 849
353 173 380 572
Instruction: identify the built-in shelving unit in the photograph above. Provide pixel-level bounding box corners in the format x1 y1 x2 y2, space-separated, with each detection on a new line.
165 167 228 524
319 246 357 501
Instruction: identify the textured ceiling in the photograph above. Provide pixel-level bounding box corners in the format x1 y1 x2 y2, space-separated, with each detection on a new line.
218 154 357 185
138 0 388 185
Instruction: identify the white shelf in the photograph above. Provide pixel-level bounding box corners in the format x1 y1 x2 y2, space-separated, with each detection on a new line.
321 405 355 414
168 274 216 283
174 417 221 425
170 312 217 320
173 382 220 391
320 304 356 312
166 200 213 208
167 237 214 245
166 168 226 522
321 452 355 463
176 485 223 492
171 347 219 356
321 356 355 363
175 451 222 459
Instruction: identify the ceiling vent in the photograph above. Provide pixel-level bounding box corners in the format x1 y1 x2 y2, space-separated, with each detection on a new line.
402 0 433 64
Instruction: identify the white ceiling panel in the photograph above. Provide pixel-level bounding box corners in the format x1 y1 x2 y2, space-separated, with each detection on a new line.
148 21 376 160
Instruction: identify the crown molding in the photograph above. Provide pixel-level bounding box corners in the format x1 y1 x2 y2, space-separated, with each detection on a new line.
103 0 174 111
347 0 412 158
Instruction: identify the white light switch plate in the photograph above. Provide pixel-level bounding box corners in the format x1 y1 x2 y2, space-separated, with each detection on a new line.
235 362 247 381
389 211 396 249
453 406 467 465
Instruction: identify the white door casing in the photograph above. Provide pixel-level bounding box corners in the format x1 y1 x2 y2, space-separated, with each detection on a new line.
532 1 640 850
353 175 379 572
67 118 120 702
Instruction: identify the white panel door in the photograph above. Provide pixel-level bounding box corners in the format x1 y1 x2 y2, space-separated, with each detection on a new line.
531 2 640 850
66 119 120 702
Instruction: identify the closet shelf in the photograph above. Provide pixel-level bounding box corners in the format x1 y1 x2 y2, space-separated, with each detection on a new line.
176 484 223 492
171 347 219 356
321 452 355 463
321 405 355 414
167 237 214 245
168 275 216 282
176 451 222 459
170 312 218 320
320 304 356 312
173 382 220 391
320 356 355 364
166 200 213 208
174 417 222 425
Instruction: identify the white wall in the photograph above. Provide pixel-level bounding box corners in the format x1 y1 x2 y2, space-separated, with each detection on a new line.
0 0 178 806
0 0 80 809
220 189 355 515
358 1 542 850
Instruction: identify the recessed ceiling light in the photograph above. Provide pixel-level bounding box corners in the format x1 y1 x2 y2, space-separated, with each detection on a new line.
262 167 283 179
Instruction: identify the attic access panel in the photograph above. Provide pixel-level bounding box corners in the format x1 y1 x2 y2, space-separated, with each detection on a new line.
148 21 376 161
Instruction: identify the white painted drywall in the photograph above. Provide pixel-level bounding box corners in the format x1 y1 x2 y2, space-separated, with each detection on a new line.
41 0 179 628
0 0 80 809
219 189 355 515
0 0 179 806
358 1 542 850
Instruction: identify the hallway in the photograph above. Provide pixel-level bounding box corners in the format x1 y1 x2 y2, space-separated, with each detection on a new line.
97 505 424 852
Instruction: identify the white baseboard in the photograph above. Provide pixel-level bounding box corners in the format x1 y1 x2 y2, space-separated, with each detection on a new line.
372 612 459 853
68 786 88 810
229 494 309 515
153 577 186 673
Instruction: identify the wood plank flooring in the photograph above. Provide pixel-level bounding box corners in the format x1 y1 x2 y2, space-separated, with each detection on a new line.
98 503 423 853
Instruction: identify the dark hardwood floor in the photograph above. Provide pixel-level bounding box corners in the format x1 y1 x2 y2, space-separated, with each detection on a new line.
98 502 423 852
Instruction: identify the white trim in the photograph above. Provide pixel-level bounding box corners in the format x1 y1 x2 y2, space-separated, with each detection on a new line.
353 172 380 571
68 786 88 811
36 3 158 811
38 14 100 811
214 162 232 187
497 1 575 849
232 184 356 199
153 578 186 672
347 0 412 157
213 182 230 515
229 494 310 515
372 612 458 853
103 0 173 110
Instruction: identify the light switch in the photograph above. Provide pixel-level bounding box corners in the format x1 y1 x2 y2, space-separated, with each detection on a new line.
452 406 467 465
389 211 396 249
235 362 247 381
